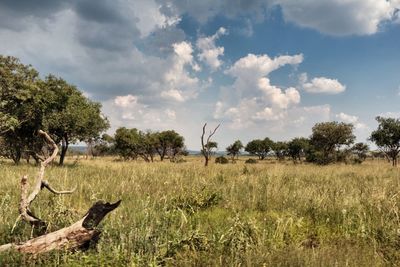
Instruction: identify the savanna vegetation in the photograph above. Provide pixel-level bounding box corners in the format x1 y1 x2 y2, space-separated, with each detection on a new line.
1 157 400 266
3 55 400 266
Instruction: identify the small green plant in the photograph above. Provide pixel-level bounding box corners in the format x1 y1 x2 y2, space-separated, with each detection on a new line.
215 156 229 164
245 158 257 164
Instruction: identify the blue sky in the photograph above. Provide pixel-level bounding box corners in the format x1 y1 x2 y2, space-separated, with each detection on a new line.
0 0 399 149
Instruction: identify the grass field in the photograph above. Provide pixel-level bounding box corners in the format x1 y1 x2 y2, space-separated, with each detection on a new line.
1 156 400 266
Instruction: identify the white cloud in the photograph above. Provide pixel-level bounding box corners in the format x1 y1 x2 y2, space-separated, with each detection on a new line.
379 112 400 118
161 89 185 102
196 27 228 70
258 78 300 109
161 41 204 102
336 112 358 124
277 0 397 36
214 53 304 129
336 112 367 129
301 75 346 94
226 53 303 80
114 94 139 108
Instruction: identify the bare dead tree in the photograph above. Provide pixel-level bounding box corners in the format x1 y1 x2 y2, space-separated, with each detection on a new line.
0 130 121 254
201 123 220 167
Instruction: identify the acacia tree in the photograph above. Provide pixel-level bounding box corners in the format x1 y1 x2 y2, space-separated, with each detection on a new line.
309 121 355 164
44 76 109 165
0 57 109 165
155 130 185 161
114 127 140 160
226 140 243 162
272 141 288 161
0 55 45 164
351 142 369 164
287 137 309 162
245 137 274 160
370 116 400 166
201 123 220 166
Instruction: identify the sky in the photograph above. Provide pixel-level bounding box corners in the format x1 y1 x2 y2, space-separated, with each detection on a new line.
0 0 399 150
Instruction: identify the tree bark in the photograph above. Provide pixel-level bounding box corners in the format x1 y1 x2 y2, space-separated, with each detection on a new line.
0 200 121 254
0 130 121 254
59 136 69 166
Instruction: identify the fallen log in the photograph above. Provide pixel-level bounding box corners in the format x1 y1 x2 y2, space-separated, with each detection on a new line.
0 130 121 254
0 200 121 254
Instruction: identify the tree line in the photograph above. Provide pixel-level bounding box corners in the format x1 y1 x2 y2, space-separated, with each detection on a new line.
2 55 400 167
224 119 400 166
94 128 187 162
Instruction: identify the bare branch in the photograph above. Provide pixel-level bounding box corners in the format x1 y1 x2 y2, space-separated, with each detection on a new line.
41 180 77 195
19 130 73 228
200 123 221 166
206 124 220 145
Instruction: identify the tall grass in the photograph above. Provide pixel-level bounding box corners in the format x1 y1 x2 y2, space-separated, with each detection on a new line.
0 157 399 266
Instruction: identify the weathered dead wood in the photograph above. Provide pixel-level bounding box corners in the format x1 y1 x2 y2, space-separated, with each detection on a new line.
0 200 121 254
19 130 76 229
0 130 121 255
201 123 220 167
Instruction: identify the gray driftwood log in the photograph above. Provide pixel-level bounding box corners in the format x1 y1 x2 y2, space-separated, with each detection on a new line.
0 130 121 254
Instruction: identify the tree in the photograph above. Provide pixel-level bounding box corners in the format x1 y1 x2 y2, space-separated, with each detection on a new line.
370 116 400 166
287 137 309 162
114 127 141 160
245 137 274 160
0 55 44 164
351 142 369 164
201 123 220 166
226 140 243 163
309 121 355 164
155 130 185 161
0 57 109 165
43 76 109 165
272 141 288 161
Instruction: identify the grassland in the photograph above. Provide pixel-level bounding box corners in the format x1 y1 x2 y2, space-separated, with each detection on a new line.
1 156 400 266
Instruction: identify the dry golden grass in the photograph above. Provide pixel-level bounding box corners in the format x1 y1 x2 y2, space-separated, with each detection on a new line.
0 156 399 266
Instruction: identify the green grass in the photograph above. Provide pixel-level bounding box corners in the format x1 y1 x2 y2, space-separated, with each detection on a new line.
0 156 399 266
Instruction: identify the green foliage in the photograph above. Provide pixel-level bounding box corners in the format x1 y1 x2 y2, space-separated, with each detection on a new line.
245 137 274 160
272 141 288 161
370 116 400 166
287 137 309 162
215 156 229 164
351 142 369 164
245 158 258 164
113 127 186 162
308 121 355 165
226 140 243 162
0 56 109 165
155 130 185 161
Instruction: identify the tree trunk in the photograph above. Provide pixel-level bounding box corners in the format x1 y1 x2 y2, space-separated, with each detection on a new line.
204 155 209 167
12 147 22 165
59 136 69 166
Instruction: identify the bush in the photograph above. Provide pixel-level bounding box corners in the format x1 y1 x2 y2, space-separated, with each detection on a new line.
245 158 257 164
215 156 229 164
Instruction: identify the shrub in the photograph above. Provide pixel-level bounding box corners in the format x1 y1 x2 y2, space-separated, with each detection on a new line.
215 156 229 164
245 158 258 164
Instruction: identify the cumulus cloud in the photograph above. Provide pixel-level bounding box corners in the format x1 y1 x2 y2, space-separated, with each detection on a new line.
301 74 346 94
336 112 367 129
196 27 228 70
276 0 398 36
160 0 400 36
114 94 138 108
214 53 303 129
162 41 205 102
